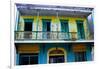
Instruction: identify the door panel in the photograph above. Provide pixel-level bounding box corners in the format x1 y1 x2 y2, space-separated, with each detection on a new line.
42 19 51 39
76 21 85 39
49 55 64 63
24 19 33 31
60 20 69 39
24 19 33 39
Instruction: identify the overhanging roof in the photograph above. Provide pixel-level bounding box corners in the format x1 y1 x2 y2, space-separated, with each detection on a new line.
16 3 94 17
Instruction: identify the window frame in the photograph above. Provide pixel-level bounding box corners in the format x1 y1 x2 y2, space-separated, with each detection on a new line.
19 53 38 65
74 51 87 62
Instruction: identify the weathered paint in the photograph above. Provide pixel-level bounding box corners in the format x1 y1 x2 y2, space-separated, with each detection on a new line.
15 8 20 31
16 43 92 65
39 43 68 64
16 15 93 64
17 16 89 39
17 44 39 53
72 44 86 52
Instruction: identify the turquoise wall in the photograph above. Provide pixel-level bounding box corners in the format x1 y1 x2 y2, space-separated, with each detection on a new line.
16 43 93 65
86 44 92 61
16 53 19 65
38 43 93 64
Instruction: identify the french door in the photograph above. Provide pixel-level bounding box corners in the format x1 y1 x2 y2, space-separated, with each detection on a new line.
24 19 33 39
42 19 51 39
76 20 85 39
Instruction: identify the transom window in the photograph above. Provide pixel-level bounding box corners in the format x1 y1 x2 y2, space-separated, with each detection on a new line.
49 49 64 54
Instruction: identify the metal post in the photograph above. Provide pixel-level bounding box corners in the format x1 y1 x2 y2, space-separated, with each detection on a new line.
56 11 59 39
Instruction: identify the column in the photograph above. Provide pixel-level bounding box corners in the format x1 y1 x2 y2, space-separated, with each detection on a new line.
36 10 39 39
86 44 92 61
67 44 75 62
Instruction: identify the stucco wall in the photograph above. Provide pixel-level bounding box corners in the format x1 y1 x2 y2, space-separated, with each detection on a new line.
17 16 89 39
16 43 92 65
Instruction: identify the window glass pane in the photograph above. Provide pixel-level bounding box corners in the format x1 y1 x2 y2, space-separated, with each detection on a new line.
42 19 51 32
56 55 64 63
30 55 38 64
49 50 64 54
24 19 33 31
49 56 57 63
19 53 38 65
60 20 68 32
74 52 87 62
19 55 29 65
49 55 64 63
24 22 32 31
42 19 51 39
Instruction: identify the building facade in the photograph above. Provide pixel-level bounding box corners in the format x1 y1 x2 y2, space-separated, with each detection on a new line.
14 3 94 65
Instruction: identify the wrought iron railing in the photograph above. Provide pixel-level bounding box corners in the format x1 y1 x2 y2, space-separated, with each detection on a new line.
15 31 93 40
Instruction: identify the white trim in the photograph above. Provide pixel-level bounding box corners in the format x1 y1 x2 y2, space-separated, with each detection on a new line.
14 40 94 43
16 3 93 13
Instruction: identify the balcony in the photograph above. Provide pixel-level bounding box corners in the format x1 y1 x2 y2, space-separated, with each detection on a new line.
15 31 93 41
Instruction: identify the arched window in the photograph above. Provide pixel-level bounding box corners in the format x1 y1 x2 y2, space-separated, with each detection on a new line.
48 48 66 63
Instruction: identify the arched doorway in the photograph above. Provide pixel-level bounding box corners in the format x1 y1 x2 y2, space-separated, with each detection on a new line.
48 48 66 63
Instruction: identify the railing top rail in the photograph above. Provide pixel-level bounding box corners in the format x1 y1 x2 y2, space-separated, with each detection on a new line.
15 31 77 33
